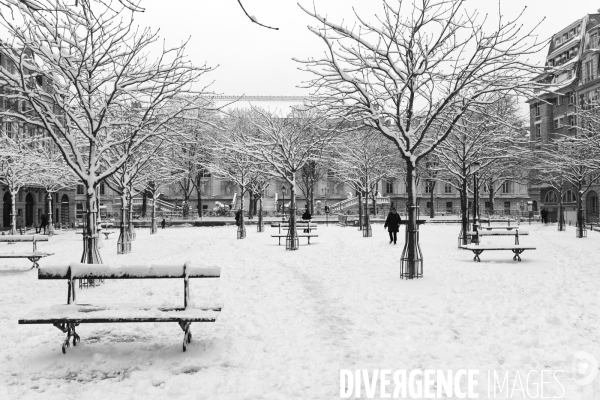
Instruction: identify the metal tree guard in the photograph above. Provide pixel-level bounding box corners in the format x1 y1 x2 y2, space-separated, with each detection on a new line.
576 190 587 238
237 212 246 239
257 197 264 232
117 199 132 254
286 206 299 250
362 193 372 237
127 194 136 241
400 205 423 279
80 207 103 288
47 192 55 236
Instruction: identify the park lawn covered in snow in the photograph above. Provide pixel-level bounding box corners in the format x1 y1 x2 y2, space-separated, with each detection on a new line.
0 223 599 399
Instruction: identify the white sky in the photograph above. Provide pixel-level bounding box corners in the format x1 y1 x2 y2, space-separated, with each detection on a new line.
131 0 599 96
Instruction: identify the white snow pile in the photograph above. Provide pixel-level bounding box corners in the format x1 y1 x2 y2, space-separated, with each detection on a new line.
0 223 599 399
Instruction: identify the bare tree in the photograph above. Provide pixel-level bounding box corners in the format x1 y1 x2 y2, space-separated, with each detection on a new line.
228 107 335 250
0 0 212 263
297 0 543 277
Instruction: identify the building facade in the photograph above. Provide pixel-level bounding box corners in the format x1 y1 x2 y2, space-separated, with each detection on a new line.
528 13 600 223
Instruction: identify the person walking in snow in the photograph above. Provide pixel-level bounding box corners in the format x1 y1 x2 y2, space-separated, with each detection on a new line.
161 218 166 229
384 207 401 244
235 209 243 226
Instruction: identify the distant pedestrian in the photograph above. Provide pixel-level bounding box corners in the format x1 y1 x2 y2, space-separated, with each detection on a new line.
39 213 48 234
161 218 166 229
302 208 312 221
384 208 401 244
541 208 548 224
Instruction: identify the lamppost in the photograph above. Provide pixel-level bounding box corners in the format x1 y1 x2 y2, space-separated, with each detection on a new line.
472 161 481 232
281 185 286 220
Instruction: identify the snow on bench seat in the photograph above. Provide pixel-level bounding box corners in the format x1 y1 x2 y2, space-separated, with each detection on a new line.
466 230 529 236
38 262 221 280
0 251 54 268
19 303 222 324
0 234 48 242
476 225 520 230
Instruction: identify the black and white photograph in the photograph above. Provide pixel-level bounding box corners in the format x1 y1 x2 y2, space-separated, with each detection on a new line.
0 0 599 398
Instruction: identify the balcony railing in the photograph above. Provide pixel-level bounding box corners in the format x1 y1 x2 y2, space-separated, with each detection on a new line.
586 37 599 51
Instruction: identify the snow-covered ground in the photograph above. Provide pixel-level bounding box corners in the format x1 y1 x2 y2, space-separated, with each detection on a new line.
0 223 599 399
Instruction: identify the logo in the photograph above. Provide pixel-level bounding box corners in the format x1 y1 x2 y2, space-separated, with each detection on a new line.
572 351 598 386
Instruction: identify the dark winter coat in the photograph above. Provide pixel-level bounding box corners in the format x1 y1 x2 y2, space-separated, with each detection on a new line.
301 211 312 220
235 210 242 226
40 214 48 225
384 212 401 233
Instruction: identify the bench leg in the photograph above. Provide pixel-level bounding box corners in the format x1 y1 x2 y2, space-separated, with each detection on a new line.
53 322 80 354
512 249 524 262
178 321 192 352
27 256 41 269
472 250 484 262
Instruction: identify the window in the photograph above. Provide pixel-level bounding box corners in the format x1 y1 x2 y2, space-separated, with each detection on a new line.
99 183 105 195
504 201 511 211
446 202 453 211
501 181 511 194
557 96 562 106
425 179 434 194
483 182 490 193
76 185 84 195
569 93 576 104
426 201 432 209
563 190 576 203
76 203 83 219
569 115 576 127
385 180 394 194
535 124 541 139
444 183 452 194
555 37 562 46
590 196 598 214
544 191 558 203
586 61 593 82
484 201 492 209
554 119 559 129
535 103 541 116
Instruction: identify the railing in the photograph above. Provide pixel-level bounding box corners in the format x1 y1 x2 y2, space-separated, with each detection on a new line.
329 196 390 212
586 37 599 51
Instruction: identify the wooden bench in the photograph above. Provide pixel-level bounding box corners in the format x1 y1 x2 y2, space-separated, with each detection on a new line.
271 221 317 233
19 262 222 353
271 234 318 245
476 225 520 231
0 235 54 268
467 229 528 245
459 244 536 262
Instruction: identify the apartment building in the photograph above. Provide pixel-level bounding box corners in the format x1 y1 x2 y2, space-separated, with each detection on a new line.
528 12 600 223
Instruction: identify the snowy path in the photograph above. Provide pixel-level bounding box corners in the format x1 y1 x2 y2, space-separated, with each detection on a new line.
0 223 599 399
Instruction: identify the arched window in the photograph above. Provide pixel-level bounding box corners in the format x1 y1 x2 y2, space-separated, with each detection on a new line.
562 190 576 203
544 191 558 203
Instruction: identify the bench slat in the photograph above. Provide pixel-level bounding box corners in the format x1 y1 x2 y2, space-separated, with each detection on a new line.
38 263 221 280
0 251 54 258
460 245 536 250
271 234 318 238
466 231 529 236
0 235 48 242
19 303 221 324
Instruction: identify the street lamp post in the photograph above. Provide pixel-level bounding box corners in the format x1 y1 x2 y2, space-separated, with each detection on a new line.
472 161 481 232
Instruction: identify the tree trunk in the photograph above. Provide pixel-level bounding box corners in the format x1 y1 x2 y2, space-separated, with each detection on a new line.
248 191 254 220
47 191 55 236
257 196 264 232
286 177 299 250
429 184 435 218
10 189 17 235
358 191 363 230
141 191 147 218
403 162 421 279
460 178 469 246
488 178 494 216
238 185 246 239
127 192 136 241
151 191 158 234
196 180 203 220
558 194 565 231
82 187 102 263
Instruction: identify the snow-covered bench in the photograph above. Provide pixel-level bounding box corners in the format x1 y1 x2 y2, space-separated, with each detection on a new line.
271 221 317 233
0 235 54 268
459 244 536 262
271 233 318 245
466 229 528 245
18 262 222 354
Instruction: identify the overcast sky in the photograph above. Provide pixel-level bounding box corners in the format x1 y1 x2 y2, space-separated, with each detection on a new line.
130 0 598 97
